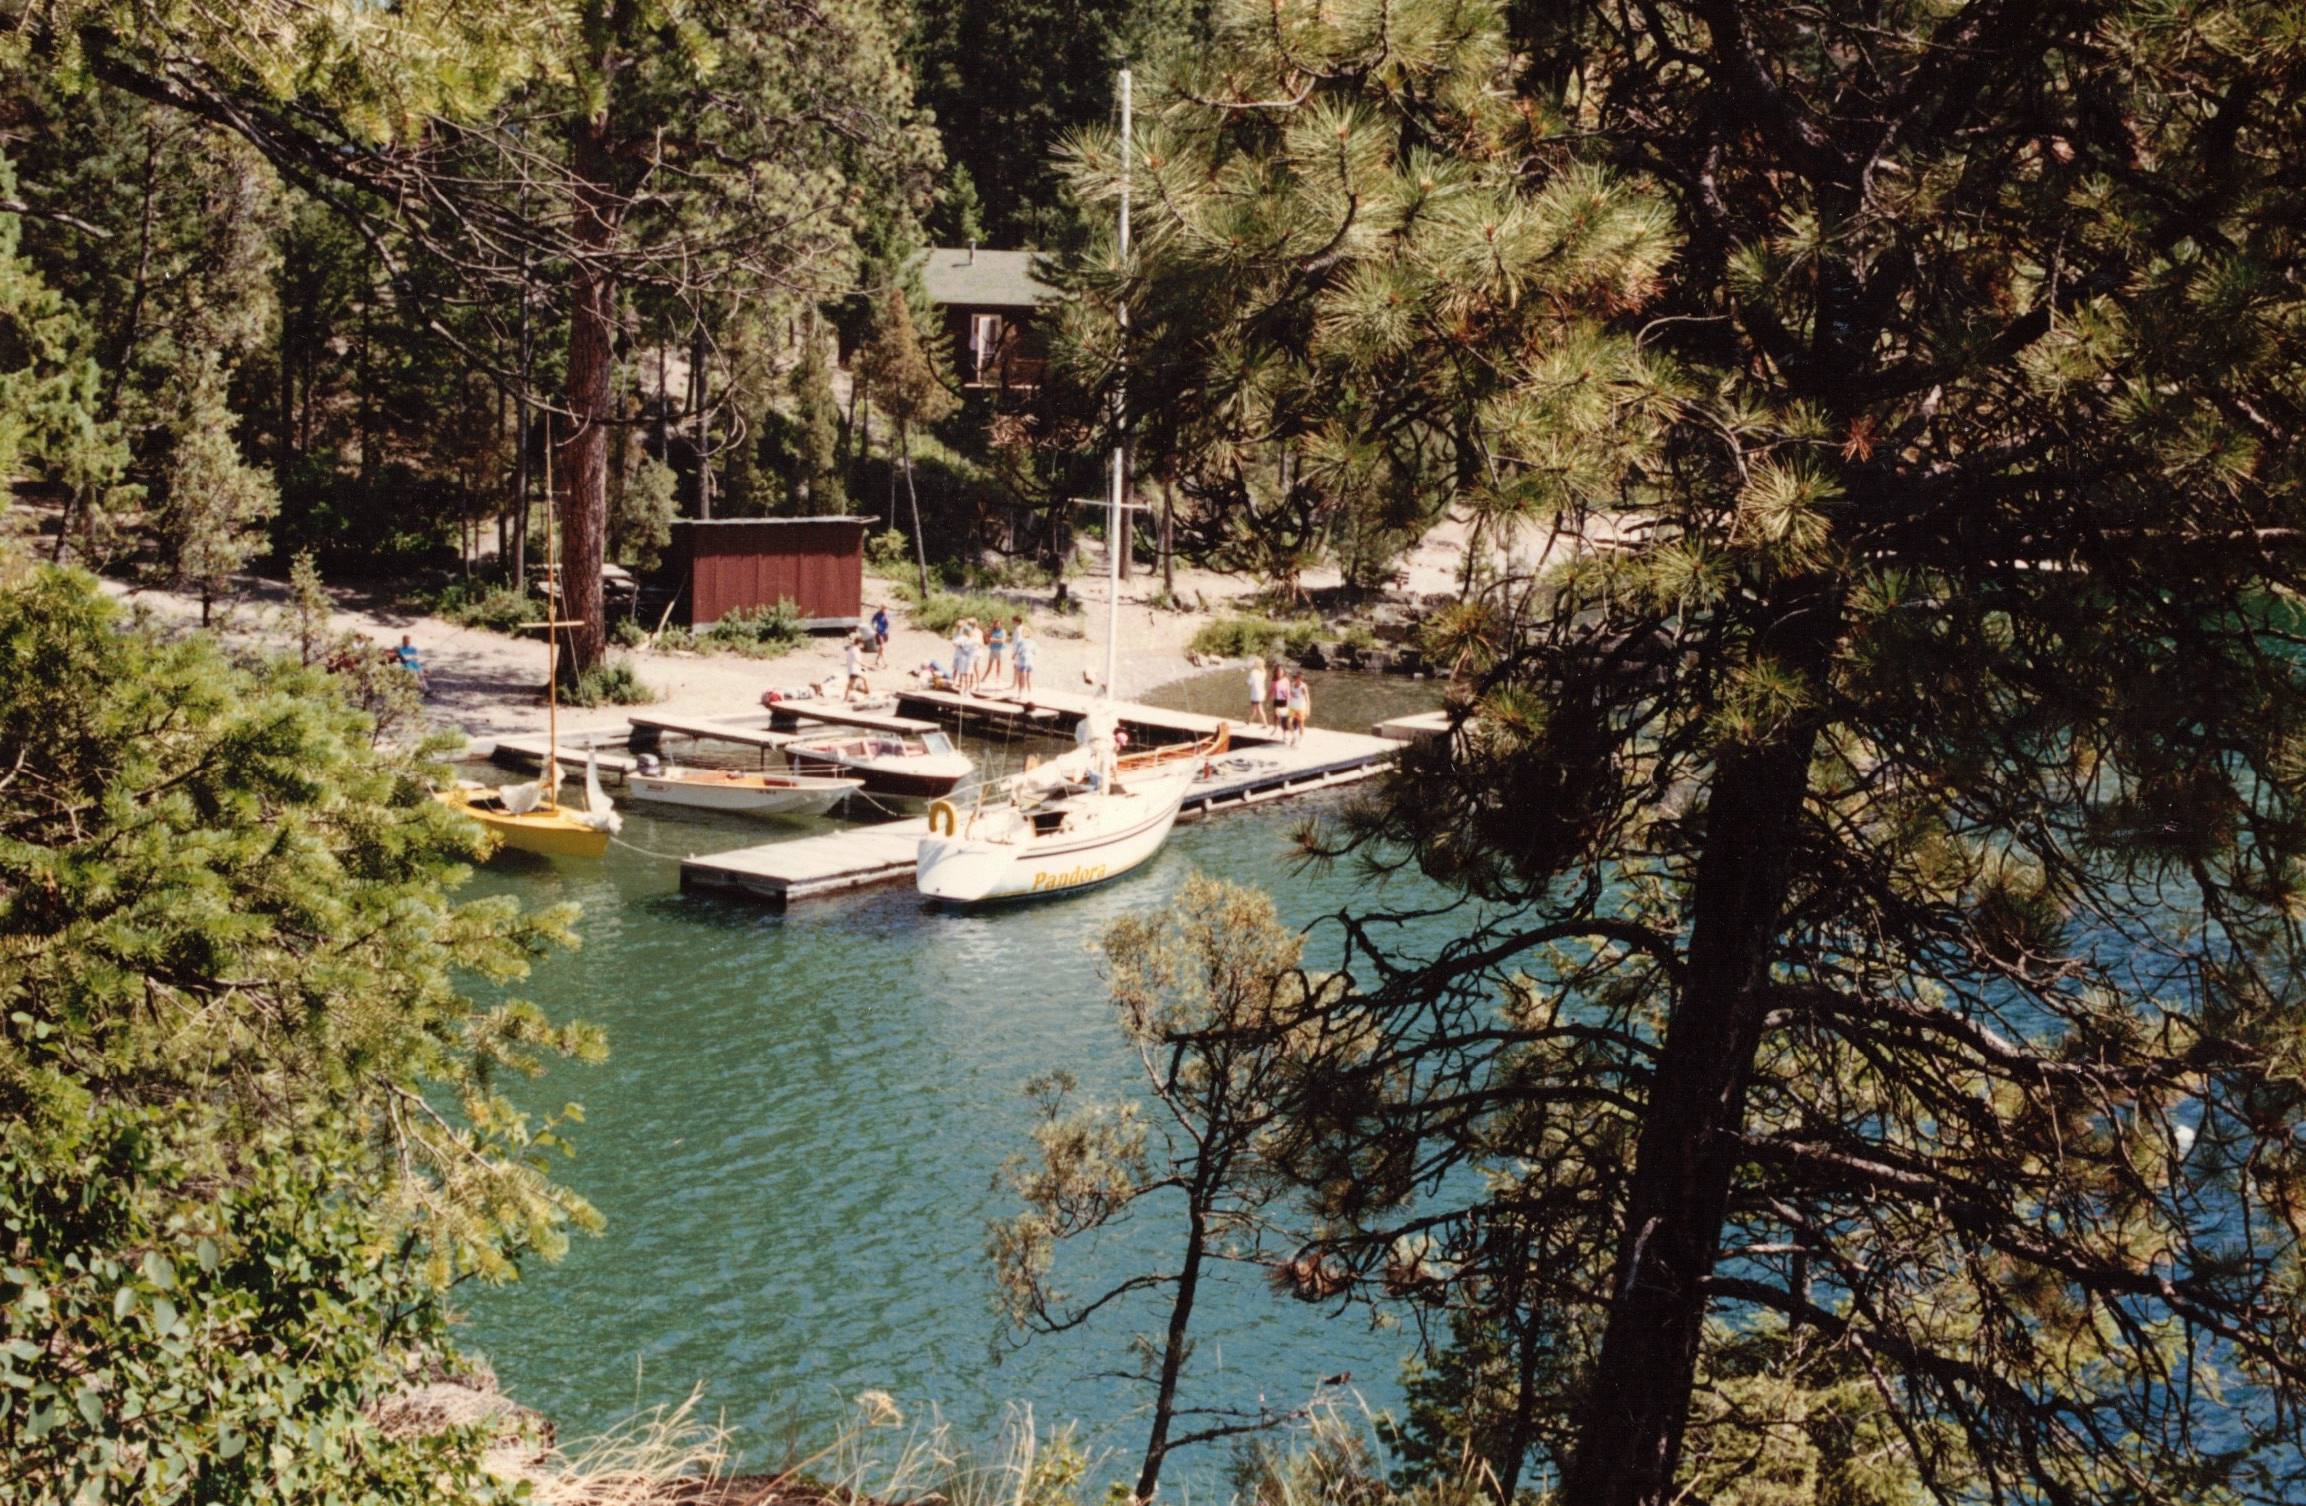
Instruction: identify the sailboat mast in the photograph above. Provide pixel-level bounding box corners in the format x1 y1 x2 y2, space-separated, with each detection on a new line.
543 413 560 809
1105 64 1131 702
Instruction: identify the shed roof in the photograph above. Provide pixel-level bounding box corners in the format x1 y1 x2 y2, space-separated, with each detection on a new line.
914 247 1056 309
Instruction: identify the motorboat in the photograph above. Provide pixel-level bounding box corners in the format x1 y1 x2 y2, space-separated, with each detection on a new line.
624 754 861 817
786 730 974 802
916 708 1226 905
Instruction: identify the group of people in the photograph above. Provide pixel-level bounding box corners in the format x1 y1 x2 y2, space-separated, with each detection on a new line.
946 615 1034 695
1248 658 1311 744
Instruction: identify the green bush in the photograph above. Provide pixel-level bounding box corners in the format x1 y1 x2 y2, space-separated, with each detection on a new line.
562 658 658 706
610 615 649 649
421 576 541 635
905 587 1032 637
865 527 911 571
1190 613 1298 659
700 599 805 658
0 569 597 1504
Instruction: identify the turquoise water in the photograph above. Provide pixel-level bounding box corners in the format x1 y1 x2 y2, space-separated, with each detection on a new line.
457 672 1445 1487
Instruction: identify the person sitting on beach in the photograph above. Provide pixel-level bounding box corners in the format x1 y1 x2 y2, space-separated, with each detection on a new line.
1011 619 1035 694
393 634 431 695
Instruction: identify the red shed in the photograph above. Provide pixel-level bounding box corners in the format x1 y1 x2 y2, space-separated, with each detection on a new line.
671 517 869 630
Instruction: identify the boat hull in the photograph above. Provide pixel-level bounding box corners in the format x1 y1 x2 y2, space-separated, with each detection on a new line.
786 748 970 801
436 786 613 859
916 774 1191 905
627 771 860 816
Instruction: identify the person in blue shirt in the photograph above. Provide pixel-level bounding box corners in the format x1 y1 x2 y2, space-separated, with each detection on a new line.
870 603 890 668
393 634 431 695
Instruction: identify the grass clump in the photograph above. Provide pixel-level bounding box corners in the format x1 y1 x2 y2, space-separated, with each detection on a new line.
1190 613 1300 659
423 577 542 634
902 585 1031 636
700 600 805 657
562 659 657 707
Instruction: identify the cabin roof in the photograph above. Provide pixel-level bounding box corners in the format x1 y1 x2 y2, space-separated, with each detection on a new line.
914 247 1056 309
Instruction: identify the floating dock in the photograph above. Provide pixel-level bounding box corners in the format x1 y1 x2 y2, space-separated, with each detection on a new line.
1372 710 1451 743
679 718 1398 906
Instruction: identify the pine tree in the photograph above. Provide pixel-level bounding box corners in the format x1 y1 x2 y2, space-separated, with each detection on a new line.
152 354 276 623
1081 2 2306 1502
857 287 958 597
791 320 847 516
0 155 131 556
0 569 599 1502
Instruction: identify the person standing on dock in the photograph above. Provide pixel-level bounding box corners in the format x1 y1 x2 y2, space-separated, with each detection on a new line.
1012 618 1035 694
1289 672 1312 745
1248 658 1269 727
951 619 977 693
985 619 1009 690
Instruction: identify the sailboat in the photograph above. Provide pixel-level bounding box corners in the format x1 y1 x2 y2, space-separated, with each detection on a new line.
438 429 622 859
916 67 1225 905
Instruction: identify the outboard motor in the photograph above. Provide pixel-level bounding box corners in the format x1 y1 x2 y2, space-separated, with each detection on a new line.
634 752 664 776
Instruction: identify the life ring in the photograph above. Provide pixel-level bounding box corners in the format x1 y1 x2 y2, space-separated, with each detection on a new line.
927 799 959 836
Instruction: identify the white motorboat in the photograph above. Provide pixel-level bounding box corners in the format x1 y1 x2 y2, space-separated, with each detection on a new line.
786 730 975 802
624 755 861 817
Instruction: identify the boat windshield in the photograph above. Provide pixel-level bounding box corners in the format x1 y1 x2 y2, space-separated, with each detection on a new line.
921 731 956 757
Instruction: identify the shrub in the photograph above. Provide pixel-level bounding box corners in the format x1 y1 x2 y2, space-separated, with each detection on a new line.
866 527 911 571
423 577 541 635
700 600 805 658
562 658 658 706
905 587 1031 637
1189 613 1297 659
611 616 649 649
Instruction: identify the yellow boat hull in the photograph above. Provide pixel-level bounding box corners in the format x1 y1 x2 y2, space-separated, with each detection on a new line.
436 786 613 860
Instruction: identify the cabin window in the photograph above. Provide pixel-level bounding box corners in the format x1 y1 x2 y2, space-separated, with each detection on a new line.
922 731 956 757
969 314 1004 382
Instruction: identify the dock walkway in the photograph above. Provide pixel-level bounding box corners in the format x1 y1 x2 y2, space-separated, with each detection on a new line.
765 700 941 736
680 720 1398 906
626 713 798 762
899 687 1286 747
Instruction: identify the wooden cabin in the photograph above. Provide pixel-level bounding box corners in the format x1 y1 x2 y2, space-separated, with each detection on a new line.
669 517 869 630
914 246 1055 392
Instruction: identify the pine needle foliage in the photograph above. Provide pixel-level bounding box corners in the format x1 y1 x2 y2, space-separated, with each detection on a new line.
1082 3 2306 1503
1062 0 1678 597
0 569 601 1502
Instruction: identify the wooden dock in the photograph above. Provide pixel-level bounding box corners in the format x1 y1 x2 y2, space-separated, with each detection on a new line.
899 687 1285 747
491 733 642 777
626 713 799 763
680 723 1397 906
1373 709 1451 743
765 700 941 736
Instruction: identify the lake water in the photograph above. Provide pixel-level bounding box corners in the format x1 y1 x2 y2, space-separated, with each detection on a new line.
457 671 1447 1491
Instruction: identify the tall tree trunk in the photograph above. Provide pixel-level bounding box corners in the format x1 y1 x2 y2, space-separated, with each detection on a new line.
1160 478 1175 598
1134 1197 1210 1503
512 291 532 590
560 109 618 675
691 327 713 520
902 420 930 601
1561 592 1838 1506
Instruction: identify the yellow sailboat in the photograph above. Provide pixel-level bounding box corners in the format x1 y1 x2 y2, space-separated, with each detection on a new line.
438 430 621 860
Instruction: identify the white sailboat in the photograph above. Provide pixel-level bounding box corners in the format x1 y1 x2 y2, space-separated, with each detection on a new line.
916 69 1226 906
